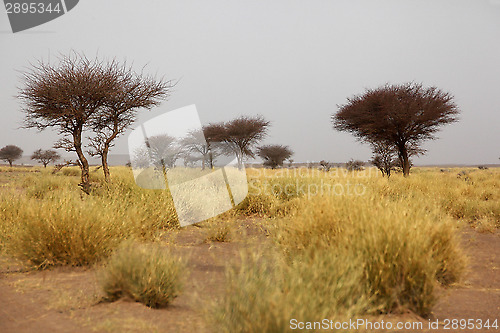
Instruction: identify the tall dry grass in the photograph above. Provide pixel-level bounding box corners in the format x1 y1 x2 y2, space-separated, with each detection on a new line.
211 167 498 329
0 165 497 331
0 167 178 267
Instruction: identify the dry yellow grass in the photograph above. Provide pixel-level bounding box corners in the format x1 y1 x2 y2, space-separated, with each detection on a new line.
0 165 498 331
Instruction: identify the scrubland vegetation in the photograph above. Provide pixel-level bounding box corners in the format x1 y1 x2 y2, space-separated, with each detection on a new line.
99 241 185 308
0 165 498 331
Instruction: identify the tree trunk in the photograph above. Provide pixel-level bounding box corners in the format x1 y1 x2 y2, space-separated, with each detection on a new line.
73 129 91 194
236 148 243 170
101 149 110 182
101 121 118 182
208 150 214 169
399 145 410 177
8 160 12 167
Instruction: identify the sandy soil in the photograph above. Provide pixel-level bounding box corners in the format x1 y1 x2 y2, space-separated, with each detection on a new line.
1 225 498 333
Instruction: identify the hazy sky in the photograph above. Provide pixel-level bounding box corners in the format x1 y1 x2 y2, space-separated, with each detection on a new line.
1 0 499 165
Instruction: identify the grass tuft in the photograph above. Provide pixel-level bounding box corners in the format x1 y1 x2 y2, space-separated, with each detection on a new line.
99 242 185 308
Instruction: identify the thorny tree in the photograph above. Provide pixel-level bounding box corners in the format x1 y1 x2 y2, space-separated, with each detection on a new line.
257 144 293 169
0 145 23 167
180 124 225 170
133 134 181 178
202 123 228 169
31 148 60 168
332 83 459 176
88 62 171 181
20 54 119 192
219 116 270 169
19 53 171 192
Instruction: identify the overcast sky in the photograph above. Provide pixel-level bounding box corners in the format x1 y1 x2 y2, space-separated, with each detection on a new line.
1 0 499 165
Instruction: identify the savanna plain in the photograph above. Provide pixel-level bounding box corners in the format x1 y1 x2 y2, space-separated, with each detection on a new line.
0 165 499 332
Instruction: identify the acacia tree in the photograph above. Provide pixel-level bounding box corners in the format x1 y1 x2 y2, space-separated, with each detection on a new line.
0 145 23 167
370 142 397 178
19 54 121 193
202 123 228 169
88 63 171 181
133 134 181 175
257 144 293 169
219 116 270 169
181 127 217 170
31 148 60 167
332 82 459 176
346 159 365 171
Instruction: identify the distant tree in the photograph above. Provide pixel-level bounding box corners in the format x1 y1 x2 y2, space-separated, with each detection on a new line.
88 62 171 182
220 116 270 169
332 82 460 176
257 145 293 169
133 134 181 177
180 152 200 168
202 123 228 169
0 145 23 167
319 160 331 171
181 129 208 169
345 159 365 171
181 125 228 170
31 149 60 167
287 158 294 168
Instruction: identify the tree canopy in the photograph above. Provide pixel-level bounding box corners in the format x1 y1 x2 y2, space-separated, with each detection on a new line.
220 116 270 168
257 144 293 169
19 53 171 191
332 82 460 176
31 149 60 167
0 145 23 167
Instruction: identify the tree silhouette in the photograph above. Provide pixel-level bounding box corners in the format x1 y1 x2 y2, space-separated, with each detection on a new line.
0 145 23 167
31 149 60 168
257 144 293 169
180 127 223 170
133 134 181 175
219 116 270 169
332 83 459 176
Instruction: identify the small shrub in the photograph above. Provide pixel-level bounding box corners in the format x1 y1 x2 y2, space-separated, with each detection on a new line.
346 159 365 171
205 222 231 242
319 160 331 171
237 193 279 216
99 242 185 308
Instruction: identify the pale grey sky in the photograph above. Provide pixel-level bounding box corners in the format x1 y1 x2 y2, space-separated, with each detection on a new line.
1 0 499 165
